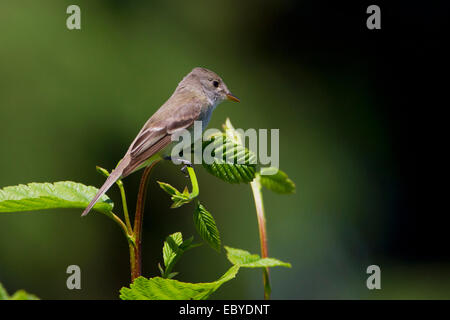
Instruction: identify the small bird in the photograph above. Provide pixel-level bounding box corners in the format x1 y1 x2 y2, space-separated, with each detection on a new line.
82 67 239 216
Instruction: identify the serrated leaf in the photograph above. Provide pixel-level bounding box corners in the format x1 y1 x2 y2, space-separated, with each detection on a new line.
225 247 260 265
259 168 296 194
0 181 113 214
163 232 183 269
120 265 240 300
161 232 200 278
202 134 256 184
193 202 221 252
225 246 291 268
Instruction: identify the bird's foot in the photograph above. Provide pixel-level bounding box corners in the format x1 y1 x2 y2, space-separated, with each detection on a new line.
164 156 192 177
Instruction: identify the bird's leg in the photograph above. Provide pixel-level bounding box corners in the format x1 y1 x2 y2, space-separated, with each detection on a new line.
163 156 193 176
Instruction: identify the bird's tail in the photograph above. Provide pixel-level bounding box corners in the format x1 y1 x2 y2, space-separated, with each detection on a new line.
81 165 124 217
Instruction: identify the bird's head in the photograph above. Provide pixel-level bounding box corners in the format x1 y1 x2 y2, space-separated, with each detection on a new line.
182 67 240 106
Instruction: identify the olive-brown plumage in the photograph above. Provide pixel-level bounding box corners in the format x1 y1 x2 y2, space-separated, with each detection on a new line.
82 67 239 216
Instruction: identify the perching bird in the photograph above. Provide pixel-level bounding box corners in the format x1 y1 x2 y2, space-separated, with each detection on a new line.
82 67 239 216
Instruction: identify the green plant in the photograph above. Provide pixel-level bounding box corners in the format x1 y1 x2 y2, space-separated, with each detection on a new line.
0 118 294 299
0 283 38 300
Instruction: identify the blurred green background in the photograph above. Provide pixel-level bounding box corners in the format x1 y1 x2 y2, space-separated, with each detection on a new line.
1 1 448 299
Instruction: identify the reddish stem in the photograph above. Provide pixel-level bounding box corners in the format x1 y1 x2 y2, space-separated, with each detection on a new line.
251 178 271 299
130 160 160 281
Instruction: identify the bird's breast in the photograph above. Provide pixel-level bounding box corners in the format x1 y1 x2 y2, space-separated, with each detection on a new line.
199 106 214 129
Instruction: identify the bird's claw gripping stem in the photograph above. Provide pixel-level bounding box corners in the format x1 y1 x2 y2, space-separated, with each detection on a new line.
163 156 192 176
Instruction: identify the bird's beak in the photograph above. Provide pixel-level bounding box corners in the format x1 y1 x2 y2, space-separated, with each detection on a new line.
226 93 240 102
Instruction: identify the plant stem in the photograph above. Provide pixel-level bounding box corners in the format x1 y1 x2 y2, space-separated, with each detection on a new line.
95 166 133 236
186 166 199 199
116 179 133 234
104 211 131 242
129 159 160 281
250 174 271 300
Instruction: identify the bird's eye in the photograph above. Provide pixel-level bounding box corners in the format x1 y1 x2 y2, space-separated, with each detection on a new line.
212 80 219 88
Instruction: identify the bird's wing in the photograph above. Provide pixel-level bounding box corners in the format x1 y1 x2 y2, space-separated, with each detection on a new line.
122 100 202 176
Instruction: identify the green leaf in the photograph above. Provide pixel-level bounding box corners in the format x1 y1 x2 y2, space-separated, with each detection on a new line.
193 202 221 252
157 181 180 197
259 168 296 194
157 181 193 208
0 283 39 300
167 272 179 279
0 181 113 214
225 246 292 268
222 117 244 144
158 263 165 277
0 283 9 300
160 232 200 278
179 236 194 250
120 265 239 300
10 290 39 300
202 134 256 184
162 232 183 269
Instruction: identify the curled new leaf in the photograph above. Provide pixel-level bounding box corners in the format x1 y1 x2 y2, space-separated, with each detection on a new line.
0 181 113 214
157 181 191 208
160 232 201 278
157 167 199 208
162 232 184 269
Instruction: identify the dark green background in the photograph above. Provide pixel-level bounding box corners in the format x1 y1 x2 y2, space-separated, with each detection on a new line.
0 1 448 299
